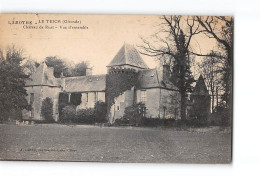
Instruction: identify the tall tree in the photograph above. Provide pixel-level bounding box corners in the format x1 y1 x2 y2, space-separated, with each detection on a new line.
196 16 233 109
0 45 30 121
45 56 67 78
139 16 200 120
22 59 39 76
71 61 90 76
198 51 222 112
45 57 90 77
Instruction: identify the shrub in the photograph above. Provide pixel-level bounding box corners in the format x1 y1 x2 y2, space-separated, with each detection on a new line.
184 118 208 127
58 102 67 119
58 93 69 117
76 108 95 124
141 118 176 127
140 118 161 127
41 97 54 122
114 117 130 126
60 105 76 123
121 103 146 126
94 101 107 123
117 103 178 127
209 106 231 126
164 118 176 127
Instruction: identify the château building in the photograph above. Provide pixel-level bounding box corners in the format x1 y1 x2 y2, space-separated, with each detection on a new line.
22 43 209 123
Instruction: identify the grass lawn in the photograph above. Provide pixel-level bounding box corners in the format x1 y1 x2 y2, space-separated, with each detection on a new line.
0 124 231 163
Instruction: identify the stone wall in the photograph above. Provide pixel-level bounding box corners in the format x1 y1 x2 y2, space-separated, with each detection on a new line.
109 87 135 123
136 88 181 119
136 88 160 118
76 91 106 110
23 85 180 122
22 86 61 121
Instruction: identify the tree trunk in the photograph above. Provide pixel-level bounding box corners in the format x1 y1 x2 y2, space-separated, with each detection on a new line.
211 94 215 113
228 50 233 109
180 90 186 121
224 50 233 109
216 86 219 108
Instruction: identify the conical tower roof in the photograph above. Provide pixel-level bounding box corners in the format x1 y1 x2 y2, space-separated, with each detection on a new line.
193 75 209 95
107 43 148 69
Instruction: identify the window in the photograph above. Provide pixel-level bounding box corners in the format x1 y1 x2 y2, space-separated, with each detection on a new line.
174 108 178 119
86 93 88 102
70 93 82 106
29 93 34 105
117 105 120 111
94 92 98 102
140 90 146 102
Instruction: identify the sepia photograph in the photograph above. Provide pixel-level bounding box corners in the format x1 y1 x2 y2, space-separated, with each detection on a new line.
0 14 232 163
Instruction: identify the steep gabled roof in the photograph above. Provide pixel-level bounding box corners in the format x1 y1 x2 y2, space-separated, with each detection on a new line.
136 69 159 88
193 75 209 95
26 62 60 87
107 43 148 69
136 68 178 90
63 74 106 92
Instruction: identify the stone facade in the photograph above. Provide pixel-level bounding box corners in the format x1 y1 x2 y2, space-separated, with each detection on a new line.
23 86 61 121
22 62 106 122
23 43 209 123
76 92 105 110
106 44 181 123
109 88 135 123
22 63 62 121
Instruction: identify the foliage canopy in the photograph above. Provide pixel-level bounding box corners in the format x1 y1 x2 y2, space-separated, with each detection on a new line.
0 45 30 121
41 97 54 122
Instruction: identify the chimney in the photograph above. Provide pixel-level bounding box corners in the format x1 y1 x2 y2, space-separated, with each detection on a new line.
162 65 170 82
86 67 92 76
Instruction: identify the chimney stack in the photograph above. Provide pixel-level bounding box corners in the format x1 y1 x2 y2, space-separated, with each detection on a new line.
86 67 92 76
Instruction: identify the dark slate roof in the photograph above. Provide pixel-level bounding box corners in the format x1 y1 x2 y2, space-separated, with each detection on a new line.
64 74 106 92
136 69 178 90
193 75 209 95
26 62 60 87
107 43 148 69
25 61 178 92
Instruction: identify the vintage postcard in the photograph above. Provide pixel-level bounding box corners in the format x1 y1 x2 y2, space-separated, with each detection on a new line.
0 14 233 163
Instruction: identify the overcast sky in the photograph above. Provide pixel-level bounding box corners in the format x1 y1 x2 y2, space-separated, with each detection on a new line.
0 14 218 76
